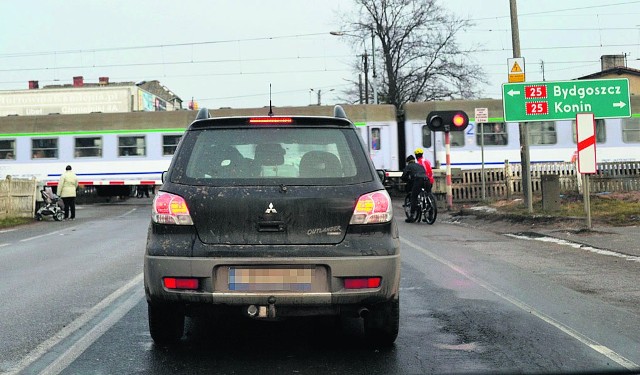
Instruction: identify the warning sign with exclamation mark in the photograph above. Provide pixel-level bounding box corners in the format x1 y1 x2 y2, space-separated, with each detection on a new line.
508 57 525 83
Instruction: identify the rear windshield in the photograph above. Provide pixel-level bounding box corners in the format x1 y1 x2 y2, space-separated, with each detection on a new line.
169 127 373 186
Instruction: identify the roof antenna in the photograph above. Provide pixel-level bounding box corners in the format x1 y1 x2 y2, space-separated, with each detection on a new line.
268 84 273 116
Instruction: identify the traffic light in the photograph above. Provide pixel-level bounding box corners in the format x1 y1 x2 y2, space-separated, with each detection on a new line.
426 110 469 132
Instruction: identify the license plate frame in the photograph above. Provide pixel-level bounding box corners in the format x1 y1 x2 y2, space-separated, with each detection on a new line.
228 266 314 292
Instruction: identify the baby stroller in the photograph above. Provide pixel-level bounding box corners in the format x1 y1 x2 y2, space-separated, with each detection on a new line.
35 187 65 221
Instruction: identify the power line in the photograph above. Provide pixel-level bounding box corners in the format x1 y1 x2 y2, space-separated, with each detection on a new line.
473 0 640 21
470 27 640 32
0 54 353 73
197 83 352 102
0 32 331 59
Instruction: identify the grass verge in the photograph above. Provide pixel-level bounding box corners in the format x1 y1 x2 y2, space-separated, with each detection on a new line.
477 192 640 226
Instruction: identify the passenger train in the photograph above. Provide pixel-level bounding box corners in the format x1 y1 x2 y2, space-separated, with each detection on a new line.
1 98 638 196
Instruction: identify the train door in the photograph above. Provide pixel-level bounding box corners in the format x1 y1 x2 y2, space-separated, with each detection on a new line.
405 121 437 167
367 124 394 170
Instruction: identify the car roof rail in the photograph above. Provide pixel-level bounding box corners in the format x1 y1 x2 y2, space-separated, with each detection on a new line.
333 105 347 119
195 107 210 120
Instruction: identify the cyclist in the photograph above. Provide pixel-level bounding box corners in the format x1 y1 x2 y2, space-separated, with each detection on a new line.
401 155 428 223
414 148 434 193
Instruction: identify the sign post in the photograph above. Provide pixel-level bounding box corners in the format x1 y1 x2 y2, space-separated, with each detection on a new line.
576 113 597 229
475 107 489 200
502 78 630 122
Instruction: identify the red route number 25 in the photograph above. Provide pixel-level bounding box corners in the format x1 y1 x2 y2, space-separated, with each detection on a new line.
526 102 548 115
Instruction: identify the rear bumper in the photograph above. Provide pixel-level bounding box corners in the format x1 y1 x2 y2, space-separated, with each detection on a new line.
144 254 400 310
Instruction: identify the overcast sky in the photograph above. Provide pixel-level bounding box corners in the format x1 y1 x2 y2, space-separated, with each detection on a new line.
1 0 639 109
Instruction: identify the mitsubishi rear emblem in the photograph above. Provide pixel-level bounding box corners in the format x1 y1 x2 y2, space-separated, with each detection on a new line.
265 203 277 214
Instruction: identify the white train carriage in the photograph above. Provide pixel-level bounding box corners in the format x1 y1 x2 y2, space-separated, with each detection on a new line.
0 105 399 196
0 111 194 196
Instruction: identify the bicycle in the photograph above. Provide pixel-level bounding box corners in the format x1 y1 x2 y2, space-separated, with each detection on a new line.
403 188 437 224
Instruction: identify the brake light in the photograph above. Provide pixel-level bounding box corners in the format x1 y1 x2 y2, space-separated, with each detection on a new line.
249 117 293 124
344 277 381 289
163 277 199 290
349 190 392 224
152 192 194 225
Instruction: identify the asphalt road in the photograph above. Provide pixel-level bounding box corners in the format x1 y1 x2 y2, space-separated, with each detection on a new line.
1 198 638 374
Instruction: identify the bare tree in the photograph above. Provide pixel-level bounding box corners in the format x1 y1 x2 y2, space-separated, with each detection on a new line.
339 0 485 108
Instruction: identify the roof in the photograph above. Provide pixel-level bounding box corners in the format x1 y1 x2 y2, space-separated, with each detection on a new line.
42 79 182 103
577 66 640 80
137 80 182 103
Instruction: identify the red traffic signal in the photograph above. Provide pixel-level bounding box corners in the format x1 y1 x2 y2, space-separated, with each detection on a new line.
426 110 469 132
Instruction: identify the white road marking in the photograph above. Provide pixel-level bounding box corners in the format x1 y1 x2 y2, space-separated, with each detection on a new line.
6 273 143 375
40 286 144 375
117 208 138 218
505 233 640 263
401 237 639 370
19 227 76 242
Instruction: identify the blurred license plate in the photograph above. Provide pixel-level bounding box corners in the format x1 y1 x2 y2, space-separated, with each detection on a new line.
229 267 314 291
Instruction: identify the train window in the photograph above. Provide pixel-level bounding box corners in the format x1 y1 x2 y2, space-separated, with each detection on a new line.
421 126 433 148
371 128 381 150
75 137 103 158
528 121 557 145
571 119 606 144
447 131 465 147
163 135 182 155
622 117 640 143
32 138 58 159
477 122 508 146
0 139 15 159
118 136 146 157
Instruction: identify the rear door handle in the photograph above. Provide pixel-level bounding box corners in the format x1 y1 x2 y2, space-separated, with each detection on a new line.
257 220 286 232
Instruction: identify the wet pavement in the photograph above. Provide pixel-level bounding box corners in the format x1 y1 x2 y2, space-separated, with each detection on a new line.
445 206 640 258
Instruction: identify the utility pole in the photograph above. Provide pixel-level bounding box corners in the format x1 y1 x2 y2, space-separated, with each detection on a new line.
358 74 363 104
370 28 378 104
362 53 369 104
510 0 533 213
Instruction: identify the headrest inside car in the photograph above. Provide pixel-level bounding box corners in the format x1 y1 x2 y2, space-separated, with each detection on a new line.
254 143 285 166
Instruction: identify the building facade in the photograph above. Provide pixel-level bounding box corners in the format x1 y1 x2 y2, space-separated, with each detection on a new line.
0 76 182 117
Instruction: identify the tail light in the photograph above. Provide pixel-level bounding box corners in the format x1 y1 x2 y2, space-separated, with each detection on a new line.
163 277 199 290
152 192 194 225
344 277 382 289
349 189 392 224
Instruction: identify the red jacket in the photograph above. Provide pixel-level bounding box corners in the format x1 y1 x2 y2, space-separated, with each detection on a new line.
416 157 434 184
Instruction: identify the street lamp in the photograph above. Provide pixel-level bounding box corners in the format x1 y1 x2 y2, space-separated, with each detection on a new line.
330 30 378 104
309 88 335 105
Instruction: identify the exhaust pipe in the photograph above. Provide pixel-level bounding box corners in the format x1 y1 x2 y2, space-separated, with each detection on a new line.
247 305 258 317
358 307 370 318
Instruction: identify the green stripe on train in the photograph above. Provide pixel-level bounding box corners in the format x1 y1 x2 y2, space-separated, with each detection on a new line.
0 128 186 137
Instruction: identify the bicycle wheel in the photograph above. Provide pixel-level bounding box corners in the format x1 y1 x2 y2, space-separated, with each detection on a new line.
403 194 411 218
424 192 438 224
403 194 420 222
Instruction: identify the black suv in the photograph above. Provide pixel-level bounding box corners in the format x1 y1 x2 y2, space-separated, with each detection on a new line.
144 106 400 345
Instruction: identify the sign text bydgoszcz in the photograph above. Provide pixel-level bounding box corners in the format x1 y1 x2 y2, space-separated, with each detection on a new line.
502 78 630 122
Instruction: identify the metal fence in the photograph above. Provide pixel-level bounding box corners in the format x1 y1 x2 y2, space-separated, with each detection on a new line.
0 176 38 219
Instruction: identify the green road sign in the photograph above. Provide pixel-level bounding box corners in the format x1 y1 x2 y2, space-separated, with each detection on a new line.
502 78 630 122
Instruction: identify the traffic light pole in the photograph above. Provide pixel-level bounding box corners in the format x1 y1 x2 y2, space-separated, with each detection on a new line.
426 111 469 211
444 128 453 210
510 0 533 213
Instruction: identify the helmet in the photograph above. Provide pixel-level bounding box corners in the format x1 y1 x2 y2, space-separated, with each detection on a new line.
414 147 424 155
406 155 415 162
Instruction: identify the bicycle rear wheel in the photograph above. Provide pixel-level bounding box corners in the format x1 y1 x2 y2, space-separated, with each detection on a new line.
424 193 438 224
